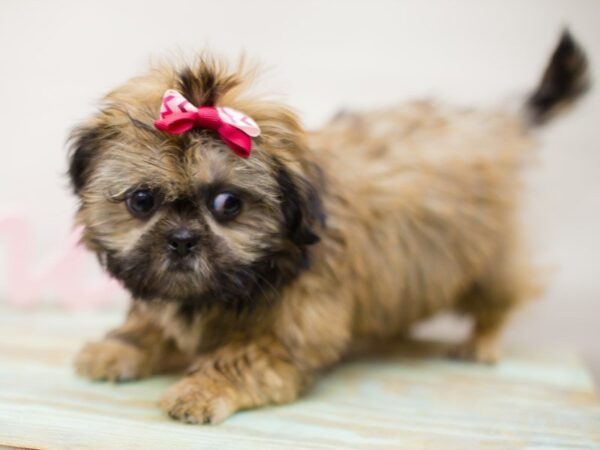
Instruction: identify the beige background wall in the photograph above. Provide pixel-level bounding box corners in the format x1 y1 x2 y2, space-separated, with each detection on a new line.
0 1 598 382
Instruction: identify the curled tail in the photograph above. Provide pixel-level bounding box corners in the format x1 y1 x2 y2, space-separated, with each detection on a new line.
526 29 590 125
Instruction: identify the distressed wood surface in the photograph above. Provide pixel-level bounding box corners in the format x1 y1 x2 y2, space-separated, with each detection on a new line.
0 306 598 450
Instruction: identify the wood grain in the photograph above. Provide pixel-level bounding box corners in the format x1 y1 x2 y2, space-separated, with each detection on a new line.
0 306 598 449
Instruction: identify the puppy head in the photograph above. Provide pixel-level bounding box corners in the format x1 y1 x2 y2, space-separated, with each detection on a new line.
68 58 324 311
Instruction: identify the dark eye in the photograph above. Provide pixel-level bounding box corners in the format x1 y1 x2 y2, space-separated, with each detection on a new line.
126 189 158 218
209 192 242 221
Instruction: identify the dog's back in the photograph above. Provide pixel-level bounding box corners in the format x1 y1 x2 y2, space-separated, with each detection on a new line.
306 30 589 359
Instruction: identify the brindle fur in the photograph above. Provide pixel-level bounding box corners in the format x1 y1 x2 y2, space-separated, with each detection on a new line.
72 32 589 423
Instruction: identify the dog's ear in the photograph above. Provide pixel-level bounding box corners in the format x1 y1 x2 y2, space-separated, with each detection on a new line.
275 164 325 247
67 123 109 194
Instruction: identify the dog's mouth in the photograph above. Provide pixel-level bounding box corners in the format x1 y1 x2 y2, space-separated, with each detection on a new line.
105 233 301 310
105 249 207 301
165 256 198 273
158 254 208 294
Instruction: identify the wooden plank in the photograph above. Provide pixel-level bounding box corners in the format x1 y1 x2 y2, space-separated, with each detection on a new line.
0 307 598 449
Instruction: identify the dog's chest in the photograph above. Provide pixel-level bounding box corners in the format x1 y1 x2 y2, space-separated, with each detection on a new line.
139 303 205 354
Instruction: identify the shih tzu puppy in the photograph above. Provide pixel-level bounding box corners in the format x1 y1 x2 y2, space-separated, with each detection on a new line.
71 31 589 424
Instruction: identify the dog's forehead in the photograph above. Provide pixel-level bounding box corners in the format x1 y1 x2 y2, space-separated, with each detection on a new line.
98 132 274 200
183 141 279 203
185 138 240 183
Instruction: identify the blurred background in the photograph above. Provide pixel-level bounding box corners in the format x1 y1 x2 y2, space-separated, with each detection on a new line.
0 1 598 382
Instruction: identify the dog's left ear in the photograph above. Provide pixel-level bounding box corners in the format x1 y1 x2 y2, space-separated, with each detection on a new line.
275 164 325 247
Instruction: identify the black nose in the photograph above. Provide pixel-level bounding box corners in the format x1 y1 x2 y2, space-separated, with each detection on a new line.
167 228 199 257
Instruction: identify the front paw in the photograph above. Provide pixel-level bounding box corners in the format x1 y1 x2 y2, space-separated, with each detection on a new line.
160 376 236 424
74 339 151 382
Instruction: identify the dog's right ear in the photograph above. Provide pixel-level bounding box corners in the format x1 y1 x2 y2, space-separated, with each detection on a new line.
67 123 106 194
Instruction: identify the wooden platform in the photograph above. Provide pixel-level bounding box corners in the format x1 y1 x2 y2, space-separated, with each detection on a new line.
0 306 599 449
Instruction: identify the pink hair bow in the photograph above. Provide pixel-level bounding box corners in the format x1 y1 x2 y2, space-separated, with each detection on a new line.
154 89 261 158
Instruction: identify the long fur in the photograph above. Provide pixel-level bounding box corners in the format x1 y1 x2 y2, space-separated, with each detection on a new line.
71 32 589 424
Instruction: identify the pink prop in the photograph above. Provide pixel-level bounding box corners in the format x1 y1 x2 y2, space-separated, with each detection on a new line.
0 215 125 310
154 90 261 158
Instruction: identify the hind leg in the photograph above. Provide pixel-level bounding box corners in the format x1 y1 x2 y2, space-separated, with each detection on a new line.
452 249 537 364
451 299 513 364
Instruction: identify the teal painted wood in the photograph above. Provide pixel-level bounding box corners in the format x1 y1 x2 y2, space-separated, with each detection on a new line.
0 307 599 449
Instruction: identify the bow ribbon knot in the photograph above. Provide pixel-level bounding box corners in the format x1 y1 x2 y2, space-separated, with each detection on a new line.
154 89 260 158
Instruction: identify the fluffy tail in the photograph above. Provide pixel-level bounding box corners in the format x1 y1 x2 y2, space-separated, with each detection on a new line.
525 29 590 125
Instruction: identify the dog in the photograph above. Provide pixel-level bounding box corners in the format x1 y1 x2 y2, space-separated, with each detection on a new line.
71 31 589 424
